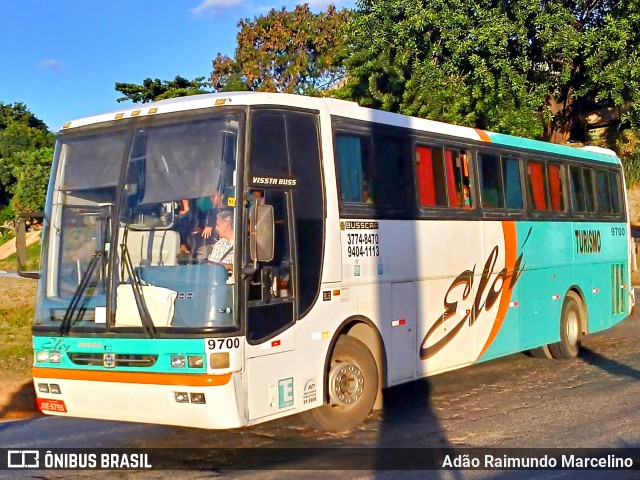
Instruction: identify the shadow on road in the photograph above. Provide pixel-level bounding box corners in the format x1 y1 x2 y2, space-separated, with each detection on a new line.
579 346 640 380
0 381 38 420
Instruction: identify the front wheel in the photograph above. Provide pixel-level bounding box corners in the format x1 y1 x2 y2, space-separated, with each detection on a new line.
548 291 584 359
302 335 378 432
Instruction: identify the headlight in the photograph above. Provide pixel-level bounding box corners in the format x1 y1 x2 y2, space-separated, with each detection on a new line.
188 356 204 368
170 355 186 368
36 351 49 363
49 351 62 363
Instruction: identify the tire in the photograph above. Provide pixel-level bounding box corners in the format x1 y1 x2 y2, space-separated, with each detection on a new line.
548 291 583 359
302 335 378 432
529 345 553 359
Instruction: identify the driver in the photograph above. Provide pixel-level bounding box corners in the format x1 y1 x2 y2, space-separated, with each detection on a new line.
207 209 234 271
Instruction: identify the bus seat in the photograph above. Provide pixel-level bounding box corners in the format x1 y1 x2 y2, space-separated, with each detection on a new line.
118 229 180 268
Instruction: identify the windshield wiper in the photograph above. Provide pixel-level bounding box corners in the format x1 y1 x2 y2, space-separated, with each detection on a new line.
120 225 157 338
59 251 103 336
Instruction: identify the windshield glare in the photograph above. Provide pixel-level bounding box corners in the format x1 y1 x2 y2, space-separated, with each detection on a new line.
37 114 240 333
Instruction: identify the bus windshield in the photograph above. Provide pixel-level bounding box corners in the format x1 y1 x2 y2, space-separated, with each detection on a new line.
37 113 240 333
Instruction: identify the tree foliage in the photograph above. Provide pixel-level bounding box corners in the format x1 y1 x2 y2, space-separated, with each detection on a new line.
340 0 640 143
0 103 54 218
210 5 350 95
115 76 211 103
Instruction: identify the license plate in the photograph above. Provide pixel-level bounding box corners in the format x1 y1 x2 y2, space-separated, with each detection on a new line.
37 398 67 413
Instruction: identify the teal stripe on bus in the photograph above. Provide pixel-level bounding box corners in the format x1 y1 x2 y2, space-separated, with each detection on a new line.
486 132 619 165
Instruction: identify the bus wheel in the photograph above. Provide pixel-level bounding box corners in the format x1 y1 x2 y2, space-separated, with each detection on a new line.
302 335 378 432
548 291 583 359
529 345 553 359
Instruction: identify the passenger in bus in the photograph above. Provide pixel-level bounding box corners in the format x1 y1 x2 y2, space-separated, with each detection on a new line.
208 209 234 271
174 199 195 255
463 186 472 209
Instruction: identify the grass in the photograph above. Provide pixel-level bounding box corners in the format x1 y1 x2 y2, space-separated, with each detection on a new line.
0 241 40 272
0 277 36 379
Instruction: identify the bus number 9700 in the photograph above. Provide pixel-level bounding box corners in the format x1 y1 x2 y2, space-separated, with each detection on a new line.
207 338 240 350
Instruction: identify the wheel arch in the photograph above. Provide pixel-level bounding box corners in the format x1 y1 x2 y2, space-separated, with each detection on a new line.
323 315 387 410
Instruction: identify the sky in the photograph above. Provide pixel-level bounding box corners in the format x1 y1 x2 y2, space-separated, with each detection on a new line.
0 0 353 132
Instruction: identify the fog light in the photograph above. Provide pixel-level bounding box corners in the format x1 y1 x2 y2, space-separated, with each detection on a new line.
38 383 49 393
210 352 230 369
170 355 186 368
36 351 49 363
175 392 189 403
188 355 204 368
49 384 61 394
49 351 61 363
190 393 206 404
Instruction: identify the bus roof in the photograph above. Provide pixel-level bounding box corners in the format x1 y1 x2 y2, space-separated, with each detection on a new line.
61 91 620 166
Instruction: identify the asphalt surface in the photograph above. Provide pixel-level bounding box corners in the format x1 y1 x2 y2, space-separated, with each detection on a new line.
1 301 639 479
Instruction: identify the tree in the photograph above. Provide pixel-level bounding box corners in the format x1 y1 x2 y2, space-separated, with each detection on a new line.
341 0 640 143
0 103 54 217
211 5 350 95
115 76 211 103
11 147 54 213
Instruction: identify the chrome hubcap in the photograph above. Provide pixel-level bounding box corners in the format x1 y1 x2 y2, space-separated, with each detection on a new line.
329 361 365 407
566 310 579 345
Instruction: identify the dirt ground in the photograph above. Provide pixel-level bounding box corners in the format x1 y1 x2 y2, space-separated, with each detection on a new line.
0 375 38 420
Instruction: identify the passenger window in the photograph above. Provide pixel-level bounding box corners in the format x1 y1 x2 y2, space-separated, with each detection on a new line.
528 160 548 211
416 146 471 209
416 145 447 207
596 170 611 213
583 168 596 212
547 163 565 212
335 134 373 204
570 165 585 212
504 157 523 209
609 171 622 214
374 136 409 208
479 153 504 209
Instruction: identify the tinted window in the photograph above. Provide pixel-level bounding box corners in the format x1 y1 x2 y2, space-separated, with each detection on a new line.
570 165 585 212
609 171 622 214
374 136 410 208
504 157 523 209
249 113 290 177
416 146 447 207
479 153 504 208
583 168 596 212
596 170 611 213
335 134 373 203
547 163 565 212
528 160 548 211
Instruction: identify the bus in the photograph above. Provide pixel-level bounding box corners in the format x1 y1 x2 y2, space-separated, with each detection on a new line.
19 92 634 432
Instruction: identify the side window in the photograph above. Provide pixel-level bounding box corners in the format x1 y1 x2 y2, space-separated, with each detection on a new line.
528 160 548 211
335 134 373 203
446 148 472 209
478 153 504 208
504 157 523 209
249 112 290 177
416 146 471 209
416 146 447 207
374 135 410 208
583 168 596 212
609 171 622 214
547 163 565 212
570 165 585 212
596 170 612 213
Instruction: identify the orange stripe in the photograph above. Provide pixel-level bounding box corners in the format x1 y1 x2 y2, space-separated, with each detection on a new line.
477 221 517 359
474 128 492 142
32 367 232 387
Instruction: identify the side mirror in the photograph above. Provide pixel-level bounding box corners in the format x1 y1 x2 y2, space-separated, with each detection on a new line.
16 212 44 279
249 205 274 262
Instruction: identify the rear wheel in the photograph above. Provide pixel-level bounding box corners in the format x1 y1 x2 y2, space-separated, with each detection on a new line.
529 345 553 359
548 291 583 359
302 335 378 432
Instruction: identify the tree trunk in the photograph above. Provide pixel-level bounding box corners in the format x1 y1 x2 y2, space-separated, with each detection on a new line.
544 92 575 145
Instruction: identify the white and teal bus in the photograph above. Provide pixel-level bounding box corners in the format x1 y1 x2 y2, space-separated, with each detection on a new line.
20 92 633 431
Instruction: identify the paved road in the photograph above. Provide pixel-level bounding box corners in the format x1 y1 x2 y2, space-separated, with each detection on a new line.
1 307 639 479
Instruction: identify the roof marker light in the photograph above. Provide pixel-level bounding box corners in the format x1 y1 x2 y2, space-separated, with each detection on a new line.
215 99 227 106
131 110 141 117
148 107 158 114
62 122 72 129
115 113 124 119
